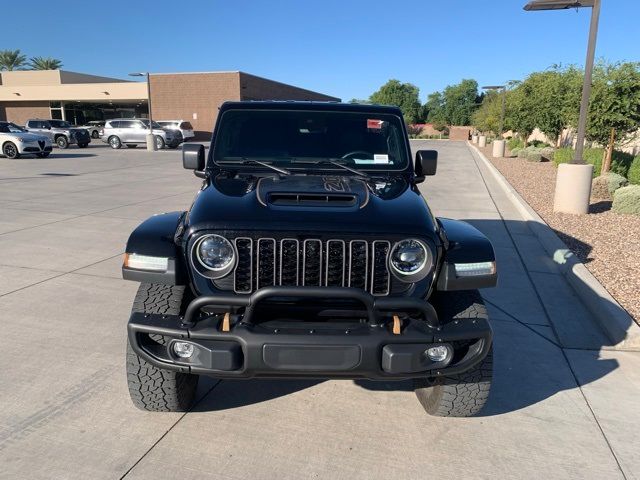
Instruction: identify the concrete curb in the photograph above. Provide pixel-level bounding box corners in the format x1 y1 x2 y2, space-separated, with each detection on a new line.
468 142 640 351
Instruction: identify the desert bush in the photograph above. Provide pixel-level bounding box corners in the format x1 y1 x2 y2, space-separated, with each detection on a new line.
628 155 640 185
517 149 528 158
507 138 524 151
407 124 423 138
526 152 543 162
591 172 628 199
510 147 522 157
612 185 640 215
530 140 552 148
540 147 555 161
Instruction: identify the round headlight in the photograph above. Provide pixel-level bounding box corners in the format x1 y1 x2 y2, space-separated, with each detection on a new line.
194 234 236 277
389 239 431 282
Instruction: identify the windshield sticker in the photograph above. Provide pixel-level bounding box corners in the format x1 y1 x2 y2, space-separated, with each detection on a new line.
374 154 390 164
354 159 376 164
367 119 383 129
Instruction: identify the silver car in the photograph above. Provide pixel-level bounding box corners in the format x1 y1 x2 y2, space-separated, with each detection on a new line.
101 119 181 149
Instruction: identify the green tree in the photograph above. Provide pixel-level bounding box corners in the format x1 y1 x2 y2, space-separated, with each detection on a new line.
369 79 424 123
471 90 502 135
425 91 446 124
29 56 63 70
506 84 537 147
587 62 640 146
0 49 27 71
442 79 480 126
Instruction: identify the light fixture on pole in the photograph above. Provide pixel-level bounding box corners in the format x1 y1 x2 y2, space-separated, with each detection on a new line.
482 85 506 158
524 0 600 214
129 72 156 151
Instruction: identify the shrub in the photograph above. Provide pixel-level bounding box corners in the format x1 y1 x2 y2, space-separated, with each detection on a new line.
530 140 551 148
554 147 603 176
540 147 555 161
591 172 628 199
407 124 423 138
628 156 640 185
526 152 543 162
554 147 574 166
612 185 640 215
507 138 524 151
510 147 521 157
517 149 528 158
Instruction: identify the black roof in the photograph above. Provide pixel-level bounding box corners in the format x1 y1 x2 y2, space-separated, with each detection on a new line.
219 100 403 115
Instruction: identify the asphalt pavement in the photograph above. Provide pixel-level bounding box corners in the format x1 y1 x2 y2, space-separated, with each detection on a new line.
0 141 638 479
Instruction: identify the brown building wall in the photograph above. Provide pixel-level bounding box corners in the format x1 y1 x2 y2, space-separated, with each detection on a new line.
239 73 339 102
0 101 50 125
449 126 472 141
149 72 242 139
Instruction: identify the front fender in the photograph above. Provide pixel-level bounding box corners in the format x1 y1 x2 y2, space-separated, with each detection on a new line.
122 211 187 285
436 218 497 291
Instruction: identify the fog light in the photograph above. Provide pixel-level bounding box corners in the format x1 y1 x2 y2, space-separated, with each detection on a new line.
173 342 195 358
426 345 450 362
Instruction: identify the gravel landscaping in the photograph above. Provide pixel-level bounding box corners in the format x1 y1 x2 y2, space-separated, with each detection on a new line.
479 145 640 325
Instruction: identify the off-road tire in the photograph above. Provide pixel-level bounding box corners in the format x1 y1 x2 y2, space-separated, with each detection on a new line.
56 136 69 149
126 283 199 412
3 142 20 159
414 290 493 417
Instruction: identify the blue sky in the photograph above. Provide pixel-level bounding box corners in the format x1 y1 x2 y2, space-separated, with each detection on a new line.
1 0 637 102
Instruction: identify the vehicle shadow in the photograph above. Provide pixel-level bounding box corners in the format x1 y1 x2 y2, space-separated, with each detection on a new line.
191 217 630 417
47 153 98 159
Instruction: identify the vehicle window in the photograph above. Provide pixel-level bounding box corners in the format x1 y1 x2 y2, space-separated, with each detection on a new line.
180 122 193 130
120 121 137 129
0 124 10 133
29 120 41 128
7 123 26 133
48 120 72 128
213 109 409 170
139 119 163 129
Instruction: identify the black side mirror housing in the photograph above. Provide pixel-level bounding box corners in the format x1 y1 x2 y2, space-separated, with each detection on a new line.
183 143 206 176
415 150 437 182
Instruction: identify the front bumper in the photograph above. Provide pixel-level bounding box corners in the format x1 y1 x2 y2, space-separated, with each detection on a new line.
19 144 53 153
128 287 492 380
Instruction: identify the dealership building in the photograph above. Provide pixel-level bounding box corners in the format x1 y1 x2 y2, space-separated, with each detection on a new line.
0 70 340 138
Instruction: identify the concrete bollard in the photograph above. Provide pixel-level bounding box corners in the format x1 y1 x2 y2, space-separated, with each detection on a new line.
553 163 594 214
471 135 478 144
478 135 486 148
492 139 505 158
146 134 157 152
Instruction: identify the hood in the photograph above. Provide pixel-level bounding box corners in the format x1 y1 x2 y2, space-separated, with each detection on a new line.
4 131 48 142
186 174 437 237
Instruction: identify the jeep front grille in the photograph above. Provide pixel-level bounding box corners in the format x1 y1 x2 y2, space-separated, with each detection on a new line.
232 237 391 296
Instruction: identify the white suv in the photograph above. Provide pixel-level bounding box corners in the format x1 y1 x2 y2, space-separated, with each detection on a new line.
101 119 181 149
157 120 195 141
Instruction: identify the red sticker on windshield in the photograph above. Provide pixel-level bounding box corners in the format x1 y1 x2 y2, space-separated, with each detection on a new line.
367 119 383 129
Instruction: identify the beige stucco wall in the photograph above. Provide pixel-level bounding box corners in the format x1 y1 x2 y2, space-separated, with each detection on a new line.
0 82 147 102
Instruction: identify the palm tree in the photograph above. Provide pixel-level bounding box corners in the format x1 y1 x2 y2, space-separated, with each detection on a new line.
29 56 63 70
0 49 27 71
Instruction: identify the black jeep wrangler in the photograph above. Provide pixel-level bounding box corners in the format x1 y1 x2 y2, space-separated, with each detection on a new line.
123 101 497 417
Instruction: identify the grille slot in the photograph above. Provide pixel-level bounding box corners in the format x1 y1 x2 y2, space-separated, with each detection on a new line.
231 237 391 295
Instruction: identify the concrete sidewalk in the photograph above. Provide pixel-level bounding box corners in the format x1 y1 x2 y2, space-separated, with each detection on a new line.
0 141 638 479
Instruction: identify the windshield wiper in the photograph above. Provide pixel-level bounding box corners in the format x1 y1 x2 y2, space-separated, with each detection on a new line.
293 159 369 178
218 158 291 175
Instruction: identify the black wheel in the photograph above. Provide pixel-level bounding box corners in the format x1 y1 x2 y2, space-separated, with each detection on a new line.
126 144 138 149
413 290 493 417
108 136 122 149
36 152 51 158
56 136 69 149
91 130 100 139
2 142 20 159
155 136 165 150
126 283 199 412
78 142 89 148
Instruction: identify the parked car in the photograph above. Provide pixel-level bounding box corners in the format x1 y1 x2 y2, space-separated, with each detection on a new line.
122 101 497 417
81 120 106 139
157 120 195 141
0 121 53 158
25 119 91 149
101 119 181 149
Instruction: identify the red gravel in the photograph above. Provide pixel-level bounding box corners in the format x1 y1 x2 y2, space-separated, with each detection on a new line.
480 145 640 325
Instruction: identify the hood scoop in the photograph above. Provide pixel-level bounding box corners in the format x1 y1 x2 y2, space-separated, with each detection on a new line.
258 175 368 209
268 192 357 207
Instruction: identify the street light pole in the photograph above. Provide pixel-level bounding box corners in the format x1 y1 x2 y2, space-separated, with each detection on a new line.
129 72 156 151
573 0 600 164
523 0 601 215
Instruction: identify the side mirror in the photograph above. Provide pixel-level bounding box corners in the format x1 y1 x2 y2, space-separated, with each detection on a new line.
183 143 206 176
415 150 437 182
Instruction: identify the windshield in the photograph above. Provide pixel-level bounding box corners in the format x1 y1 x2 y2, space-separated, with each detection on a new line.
49 120 73 128
0 122 26 133
213 109 409 170
139 119 164 129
